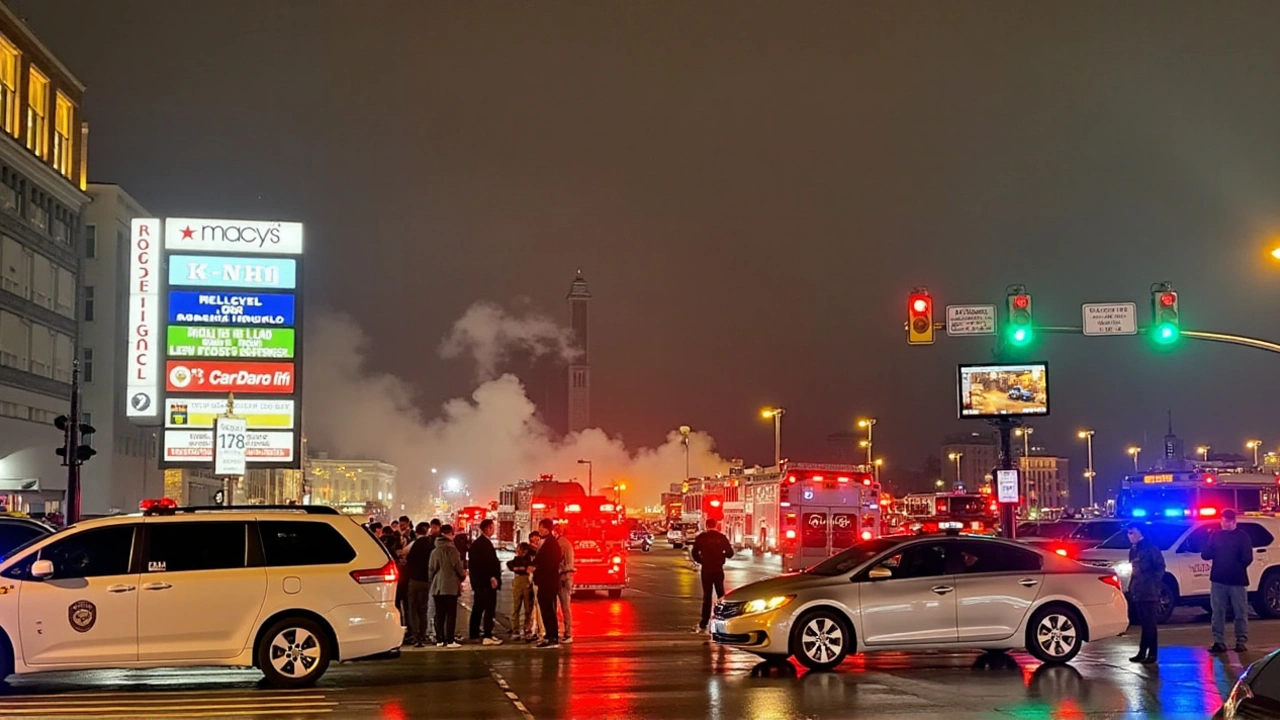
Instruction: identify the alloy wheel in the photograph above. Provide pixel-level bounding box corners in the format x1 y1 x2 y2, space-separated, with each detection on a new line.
1035 613 1078 658
269 627 322 679
800 616 844 665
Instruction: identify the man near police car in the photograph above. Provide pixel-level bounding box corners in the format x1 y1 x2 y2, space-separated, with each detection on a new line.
1202 508 1253 653
691 517 735 634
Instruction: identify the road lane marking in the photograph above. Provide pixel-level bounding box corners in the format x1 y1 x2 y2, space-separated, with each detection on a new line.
484 661 535 720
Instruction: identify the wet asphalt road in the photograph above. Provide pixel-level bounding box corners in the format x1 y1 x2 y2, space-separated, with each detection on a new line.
0 546 1268 719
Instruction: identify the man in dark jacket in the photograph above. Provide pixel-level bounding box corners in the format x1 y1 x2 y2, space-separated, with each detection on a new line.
468 519 503 644
1127 523 1166 664
1203 509 1253 653
532 518 563 648
692 518 736 633
403 522 433 646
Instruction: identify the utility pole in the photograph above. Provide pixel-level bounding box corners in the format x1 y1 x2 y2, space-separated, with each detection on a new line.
55 361 95 524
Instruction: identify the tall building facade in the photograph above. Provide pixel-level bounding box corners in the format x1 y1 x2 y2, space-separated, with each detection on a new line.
941 433 999 491
79 184 159 513
307 455 397 516
566 270 591 432
1019 455 1070 510
0 4 89 516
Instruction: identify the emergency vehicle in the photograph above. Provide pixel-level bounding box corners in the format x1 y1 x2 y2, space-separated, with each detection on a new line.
736 462 881 571
902 492 1000 534
508 477 630 597
1116 470 1280 519
453 506 490 538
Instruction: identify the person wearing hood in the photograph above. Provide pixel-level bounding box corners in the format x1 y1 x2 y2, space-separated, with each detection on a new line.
428 524 467 648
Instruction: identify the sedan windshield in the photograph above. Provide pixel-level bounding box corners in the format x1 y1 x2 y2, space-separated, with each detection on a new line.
806 538 908 576
1097 522 1187 551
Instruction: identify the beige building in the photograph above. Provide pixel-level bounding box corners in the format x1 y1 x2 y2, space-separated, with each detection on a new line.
1019 455 1070 510
308 455 397 515
941 436 999 491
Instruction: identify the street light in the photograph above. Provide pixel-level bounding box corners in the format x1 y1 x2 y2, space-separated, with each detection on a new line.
1247 440 1262 468
947 452 963 489
1014 427 1034 458
1077 430 1096 508
761 408 785 467
1128 446 1142 472
857 418 877 465
613 482 627 505
679 425 692 481
935 478 945 489
873 458 883 484
1197 446 1210 462
577 459 593 496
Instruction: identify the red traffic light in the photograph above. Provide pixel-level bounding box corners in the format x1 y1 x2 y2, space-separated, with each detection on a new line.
911 298 928 313
1012 294 1030 310
1159 292 1176 307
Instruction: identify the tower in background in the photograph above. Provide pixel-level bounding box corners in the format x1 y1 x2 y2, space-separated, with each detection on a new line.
566 269 591 432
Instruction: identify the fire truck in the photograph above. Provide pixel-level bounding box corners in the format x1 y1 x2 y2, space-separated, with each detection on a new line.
502 476 630 597
660 491 683 528
902 492 1000 534
453 506 490 538
743 462 882 572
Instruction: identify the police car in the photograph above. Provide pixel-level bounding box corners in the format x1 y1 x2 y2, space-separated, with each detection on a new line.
0 500 402 687
1077 515 1280 624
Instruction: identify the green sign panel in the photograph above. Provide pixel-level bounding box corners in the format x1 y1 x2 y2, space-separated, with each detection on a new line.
167 326 295 359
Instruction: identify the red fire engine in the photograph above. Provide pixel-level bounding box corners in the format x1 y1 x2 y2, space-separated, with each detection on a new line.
453 506 490 538
742 462 882 572
902 492 1000 535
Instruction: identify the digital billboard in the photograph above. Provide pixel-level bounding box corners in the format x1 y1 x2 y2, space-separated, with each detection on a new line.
164 429 295 463
166 398 296 429
168 255 297 290
168 290 295 326
164 218 304 255
958 362 1049 419
166 360 295 394
167 326 295 359
126 219 161 419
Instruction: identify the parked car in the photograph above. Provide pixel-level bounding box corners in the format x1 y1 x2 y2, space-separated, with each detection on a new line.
1216 646 1280 718
0 517 53 559
710 534 1128 670
1078 516 1280 624
1022 519 1127 559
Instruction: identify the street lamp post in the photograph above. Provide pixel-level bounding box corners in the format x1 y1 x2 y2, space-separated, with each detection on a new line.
873 458 883 484
947 452 963 490
1197 446 1210 462
857 418 877 465
1015 427 1034 458
1078 430 1096 508
577 459 593 496
679 425 692 481
1128 446 1142 472
761 408 785 467
1248 440 1263 469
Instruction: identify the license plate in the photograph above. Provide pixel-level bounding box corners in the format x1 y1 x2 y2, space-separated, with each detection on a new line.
711 620 727 635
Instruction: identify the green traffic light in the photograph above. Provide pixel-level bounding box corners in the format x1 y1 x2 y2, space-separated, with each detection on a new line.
1010 327 1031 346
1154 323 1179 344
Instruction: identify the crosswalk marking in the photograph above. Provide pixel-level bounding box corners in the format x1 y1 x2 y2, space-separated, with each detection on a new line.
0 690 336 718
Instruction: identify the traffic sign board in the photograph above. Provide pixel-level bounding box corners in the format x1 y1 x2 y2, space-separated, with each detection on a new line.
1082 303 1137 336
996 469 1020 504
946 305 997 336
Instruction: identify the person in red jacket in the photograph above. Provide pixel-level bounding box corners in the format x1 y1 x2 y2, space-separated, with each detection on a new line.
691 518 735 633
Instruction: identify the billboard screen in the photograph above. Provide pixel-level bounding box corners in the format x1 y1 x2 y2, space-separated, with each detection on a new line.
164 429 295 463
165 398 296 429
166 360 295 393
164 218 304 255
168 290 295 326
958 362 1049 418
168 255 297 290
167 326 295 359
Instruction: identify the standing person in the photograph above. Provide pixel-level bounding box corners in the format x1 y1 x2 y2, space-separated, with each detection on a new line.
1203 509 1253 653
468 519 503 645
507 542 534 640
427 524 466 648
404 522 433 647
398 516 413 542
532 519 563 648
425 519 443 642
527 531 546 641
692 517 736 633
555 522 575 643
1127 523 1166 664
455 528 473 571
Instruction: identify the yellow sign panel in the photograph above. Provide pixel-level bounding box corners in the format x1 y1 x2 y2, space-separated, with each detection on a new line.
1142 474 1174 484
165 398 295 429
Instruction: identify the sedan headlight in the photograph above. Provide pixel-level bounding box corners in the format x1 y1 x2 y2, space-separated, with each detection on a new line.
1114 561 1133 577
743 595 795 615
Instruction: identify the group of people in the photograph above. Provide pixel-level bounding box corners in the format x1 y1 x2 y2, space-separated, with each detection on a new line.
1126 508 1254 664
367 515 577 649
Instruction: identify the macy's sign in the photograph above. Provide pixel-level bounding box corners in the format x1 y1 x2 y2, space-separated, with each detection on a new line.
164 217 303 255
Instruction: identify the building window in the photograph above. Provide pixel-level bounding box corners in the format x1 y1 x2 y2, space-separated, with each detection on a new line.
84 224 95 258
0 235 28 298
0 35 17 137
55 266 74 317
83 285 94 321
82 347 93 382
53 93 72 178
25 67 48 159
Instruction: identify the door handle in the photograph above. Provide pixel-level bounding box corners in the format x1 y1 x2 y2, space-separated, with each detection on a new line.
142 582 172 591
1018 578 1039 587
931 585 954 595
106 584 136 593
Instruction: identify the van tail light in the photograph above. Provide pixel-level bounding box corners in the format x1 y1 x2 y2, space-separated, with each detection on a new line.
1099 575 1123 590
351 559 398 585
1054 548 1069 557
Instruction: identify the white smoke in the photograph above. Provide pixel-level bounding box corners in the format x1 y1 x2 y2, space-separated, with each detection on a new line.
305 307 729 511
438 301 578 381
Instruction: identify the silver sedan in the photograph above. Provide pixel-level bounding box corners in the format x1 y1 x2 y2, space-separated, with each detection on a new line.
710 534 1129 670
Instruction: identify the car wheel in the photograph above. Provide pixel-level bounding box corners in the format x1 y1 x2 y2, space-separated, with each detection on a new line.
1025 606 1083 665
257 617 331 688
608 589 623 599
790 609 851 671
1252 571 1280 619
1156 580 1178 624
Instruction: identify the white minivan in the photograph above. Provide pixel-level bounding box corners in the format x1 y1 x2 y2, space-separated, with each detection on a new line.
0 502 402 687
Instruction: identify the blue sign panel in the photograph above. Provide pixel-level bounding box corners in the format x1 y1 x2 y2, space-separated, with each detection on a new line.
169 255 297 290
168 291 295 326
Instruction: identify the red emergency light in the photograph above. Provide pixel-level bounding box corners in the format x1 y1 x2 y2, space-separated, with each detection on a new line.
860 530 873 541
862 478 872 486
566 504 582 513
812 475 824 482
784 530 796 539
786 475 797 484
1199 507 1218 517
531 503 547 510
709 499 722 508
837 477 850 484
140 497 177 512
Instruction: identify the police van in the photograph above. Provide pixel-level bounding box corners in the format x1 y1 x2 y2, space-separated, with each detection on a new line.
0 501 402 686
1078 515 1280 623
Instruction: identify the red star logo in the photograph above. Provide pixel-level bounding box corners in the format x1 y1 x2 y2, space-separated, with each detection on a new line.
180 226 194 240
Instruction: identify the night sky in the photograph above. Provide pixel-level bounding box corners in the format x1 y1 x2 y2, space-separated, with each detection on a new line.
16 1 1280 501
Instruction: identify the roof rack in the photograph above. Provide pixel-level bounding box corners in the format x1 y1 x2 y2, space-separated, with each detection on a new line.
164 505 341 515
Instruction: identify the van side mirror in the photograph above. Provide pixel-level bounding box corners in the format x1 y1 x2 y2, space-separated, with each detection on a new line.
31 559 54 579
868 565 893 581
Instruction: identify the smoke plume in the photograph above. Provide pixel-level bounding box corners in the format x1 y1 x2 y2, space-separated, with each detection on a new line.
305 306 729 511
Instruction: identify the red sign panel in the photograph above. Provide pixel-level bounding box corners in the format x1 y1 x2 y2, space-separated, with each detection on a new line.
165 360 295 394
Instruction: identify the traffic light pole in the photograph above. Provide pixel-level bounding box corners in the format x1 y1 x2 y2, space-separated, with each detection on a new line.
66 364 81 525
992 418 1018 540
